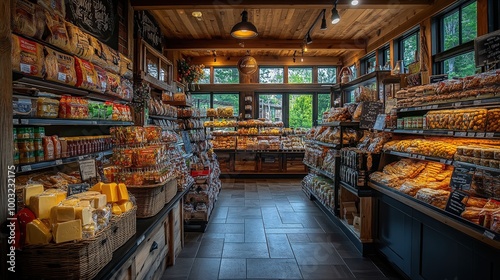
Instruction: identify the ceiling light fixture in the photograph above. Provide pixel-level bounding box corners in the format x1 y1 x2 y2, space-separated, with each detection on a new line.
306 33 313 44
331 1 340 24
231 10 258 39
320 11 327 30
351 0 359 6
303 42 308 53
192 11 203 21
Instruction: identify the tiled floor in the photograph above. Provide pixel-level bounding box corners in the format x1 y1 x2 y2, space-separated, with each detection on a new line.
162 178 403 280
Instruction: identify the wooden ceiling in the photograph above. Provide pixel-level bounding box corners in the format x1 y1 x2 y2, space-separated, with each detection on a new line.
131 1 432 59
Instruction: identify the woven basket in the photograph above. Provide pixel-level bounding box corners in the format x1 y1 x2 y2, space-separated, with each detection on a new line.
164 179 178 205
18 226 112 280
109 206 137 252
128 183 166 218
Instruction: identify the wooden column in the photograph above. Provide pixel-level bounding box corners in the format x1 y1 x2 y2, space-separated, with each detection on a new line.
477 0 489 36
1 1 12 278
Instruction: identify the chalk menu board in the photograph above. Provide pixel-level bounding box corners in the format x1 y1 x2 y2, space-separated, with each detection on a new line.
134 11 163 52
67 183 90 196
429 74 449 84
444 190 468 217
66 0 119 50
474 29 500 67
360 102 383 129
450 165 475 191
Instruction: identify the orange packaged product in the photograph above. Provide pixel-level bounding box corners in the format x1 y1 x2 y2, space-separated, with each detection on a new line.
105 72 122 98
94 65 108 93
144 126 162 142
44 47 77 86
74 57 100 91
51 135 62 159
43 136 55 161
11 34 44 77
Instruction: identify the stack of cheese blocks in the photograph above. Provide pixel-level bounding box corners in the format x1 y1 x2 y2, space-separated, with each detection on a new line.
24 182 133 245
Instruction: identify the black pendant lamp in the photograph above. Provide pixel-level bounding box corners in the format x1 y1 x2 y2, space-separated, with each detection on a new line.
231 11 258 39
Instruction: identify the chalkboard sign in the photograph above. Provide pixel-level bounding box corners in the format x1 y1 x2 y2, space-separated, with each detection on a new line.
66 0 119 50
444 190 468 217
430 74 449 84
67 183 90 197
360 102 384 129
474 29 500 67
373 114 387 131
135 11 163 52
450 165 475 190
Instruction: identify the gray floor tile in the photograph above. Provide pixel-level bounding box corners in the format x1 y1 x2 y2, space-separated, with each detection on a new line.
222 242 269 258
247 258 302 279
344 258 386 278
300 264 355 279
219 258 246 279
225 233 245 242
287 233 311 243
163 258 195 278
265 228 325 234
205 223 245 234
188 258 221 280
291 243 345 265
178 239 201 258
196 238 224 258
245 218 266 242
267 233 295 258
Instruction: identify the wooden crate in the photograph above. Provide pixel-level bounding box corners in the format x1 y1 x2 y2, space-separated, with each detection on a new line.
167 201 183 266
164 179 178 205
134 220 168 280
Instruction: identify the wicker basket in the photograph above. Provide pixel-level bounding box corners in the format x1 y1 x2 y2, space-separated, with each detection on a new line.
164 179 178 205
128 183 166 218
18 226 112 280
109 206 137 252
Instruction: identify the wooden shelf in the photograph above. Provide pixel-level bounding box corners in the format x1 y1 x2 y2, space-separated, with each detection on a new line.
16 150 112 173
384 150 453 165
383 129 500 139
396 96 500 113
14 118 134 126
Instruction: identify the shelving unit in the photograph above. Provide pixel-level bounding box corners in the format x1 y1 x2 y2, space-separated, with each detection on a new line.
16 150 112 173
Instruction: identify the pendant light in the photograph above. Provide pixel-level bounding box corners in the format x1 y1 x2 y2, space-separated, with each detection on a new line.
331 1 340 24
320 10 327 30
231 10 258 39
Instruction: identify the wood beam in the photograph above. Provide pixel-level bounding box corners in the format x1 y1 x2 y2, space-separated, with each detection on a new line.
166 39 366 51
189 55 343 66
367 0 456 53
196 83 331 93
131 0 433 10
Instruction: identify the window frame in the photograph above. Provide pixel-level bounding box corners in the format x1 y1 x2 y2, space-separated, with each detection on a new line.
360 52 376 75
191 92 241 115
258 66 285 84
213 67 240 84
317 66 338 84
287 67 313 84
432 0 477 77
378 45 391 69
396 28 420 70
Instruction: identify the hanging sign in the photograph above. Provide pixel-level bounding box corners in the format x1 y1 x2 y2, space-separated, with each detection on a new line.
134 11 163 52
237 55 258 75
66 0 119 50
475 29 500 67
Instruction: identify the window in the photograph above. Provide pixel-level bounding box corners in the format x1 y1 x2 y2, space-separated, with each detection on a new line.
348 65 357 79
317 67 337 84
258 94 283 121
198 68 211 84
259 67 284 83
360 53 376 75
317 94 331 123
288 67 312 83
433 1 477 78
398 30 420 69
191 93 211 112
214 67 239 84
289 94 313 128
213 93 239 115
379 45 391 69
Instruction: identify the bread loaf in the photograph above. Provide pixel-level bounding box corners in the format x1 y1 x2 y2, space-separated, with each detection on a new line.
12 0 37 37
12 34 44 77
44 46 77 86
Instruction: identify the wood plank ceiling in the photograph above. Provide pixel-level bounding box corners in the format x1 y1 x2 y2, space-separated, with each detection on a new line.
140 2 428 59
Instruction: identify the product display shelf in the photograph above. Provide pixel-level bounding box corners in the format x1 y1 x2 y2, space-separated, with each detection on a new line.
303 161 336 181
163 100 193 107
95 183 193 279
304 140 339 148
453 160 500 173
396 96 500 113
339 181 374 197
383 128 500 139
383 150 454 165
149 115 177 121
16 149 112 173
368 180 500 247
14 117 134 126
320 121 360 127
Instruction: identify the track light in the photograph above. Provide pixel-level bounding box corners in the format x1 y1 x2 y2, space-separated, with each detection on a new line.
320 11 327 30
293 51 296 63
351 0 359 5
331 1 340 24
231 10 258 39
306 33 313 44
213 50 217 62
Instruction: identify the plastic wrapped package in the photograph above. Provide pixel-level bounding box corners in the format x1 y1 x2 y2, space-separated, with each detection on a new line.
102 45 120 74
415 188 450 209
89 36 108 69
44 12 70 51
74 57 100 91
12 34 44 77
65 22 93 60
12 0 37 37
44 47 77 86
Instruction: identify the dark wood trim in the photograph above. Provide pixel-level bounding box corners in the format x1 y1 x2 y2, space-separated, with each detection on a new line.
131 0 433 10
190 56 343 67
432 40 474 63
197 83 330 93
165 39 366 51
477 0 489 36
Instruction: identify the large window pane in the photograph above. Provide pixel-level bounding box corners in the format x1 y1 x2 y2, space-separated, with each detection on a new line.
317 94 331 123
403 33 418 68
443 11 459 51
462 2 477 43
366 55 376 74
258 94 282 121
443 51 476 78
318 67 337 84
214 67 239 84
385 48 391 67
288 67 312 83
213 93 239 115
259 67 284 83
198 68 211 84
289 94 312 128
191 93 211 112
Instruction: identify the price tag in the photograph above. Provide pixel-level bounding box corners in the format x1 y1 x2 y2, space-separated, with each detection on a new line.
453 102 462 107
425 106 432 110
101 82 107 89
476 132 485 137
401 108 408 112
448 131 454 136
455 132 467 137
91 121 98 125
411 130 418 134
418 155 425 160
486 133 495 138
484 230 496 240
473 100 482 105
87 75 94 84
66 183 90 196
440 159 447 164
20 63 31 73
13 119 19 125
55 159 63 165
432 105 439 109
21 119 29 125
415 107 422 111
78 156 85 160
467 132 476 137
21 165 32 172
79 159 97 181
58 72 67 82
